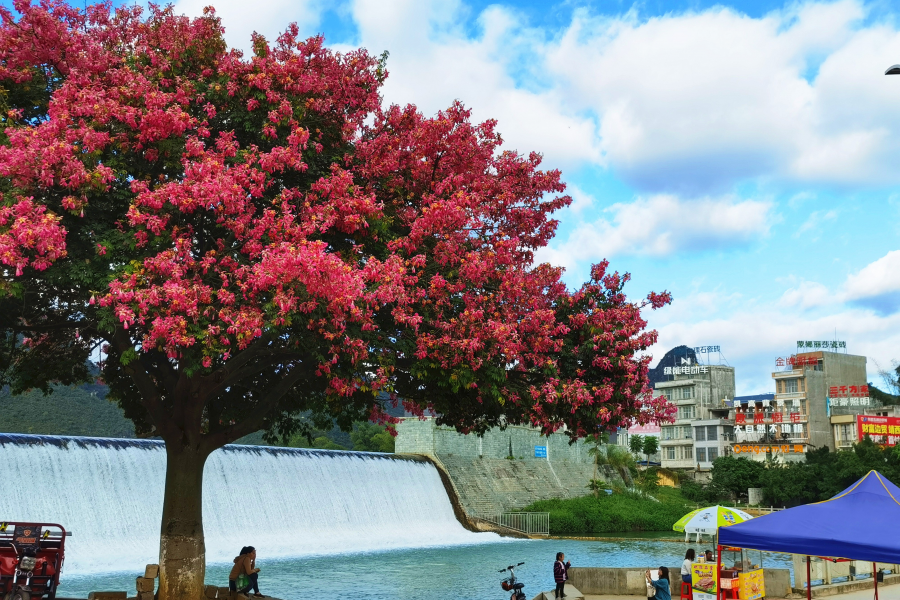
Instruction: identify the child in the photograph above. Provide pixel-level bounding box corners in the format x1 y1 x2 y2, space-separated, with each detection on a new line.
554 552 571 599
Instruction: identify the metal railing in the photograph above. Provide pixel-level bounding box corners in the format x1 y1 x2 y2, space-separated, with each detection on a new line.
482 512 550 536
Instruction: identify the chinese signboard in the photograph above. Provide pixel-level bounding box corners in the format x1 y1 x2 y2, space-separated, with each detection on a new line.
734 401 805 437
738 569 765 600
628 423 661 435
733 444 805 454
693 346 721 354
534 445 547 458
797 340 845 349
829 385 869 397
858 416 900 447
663 365 710 375
691 563 718 600
775 356 819 367
828 385 871 407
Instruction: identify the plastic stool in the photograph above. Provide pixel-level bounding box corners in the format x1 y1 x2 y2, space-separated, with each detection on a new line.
681 581 693 600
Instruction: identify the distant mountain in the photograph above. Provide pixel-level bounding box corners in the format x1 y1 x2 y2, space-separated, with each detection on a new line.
0 371 400 448
0 383 135 438
648 345 698 388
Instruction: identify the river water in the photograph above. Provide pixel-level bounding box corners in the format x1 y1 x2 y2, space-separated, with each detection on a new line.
58 539 794 599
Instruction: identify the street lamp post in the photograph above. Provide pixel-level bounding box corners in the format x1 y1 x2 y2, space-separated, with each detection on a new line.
886 64 900 75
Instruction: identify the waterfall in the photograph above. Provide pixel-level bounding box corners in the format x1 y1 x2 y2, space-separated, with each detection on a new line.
0 434 498 574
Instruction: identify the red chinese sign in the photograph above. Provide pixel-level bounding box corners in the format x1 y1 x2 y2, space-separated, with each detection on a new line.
775 356 819 367
829 385 869 397
858 415 900 447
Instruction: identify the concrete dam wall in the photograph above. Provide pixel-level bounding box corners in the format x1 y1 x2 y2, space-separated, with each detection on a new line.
396 418 627 516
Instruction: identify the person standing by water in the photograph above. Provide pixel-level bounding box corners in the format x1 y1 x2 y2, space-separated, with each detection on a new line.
647 566 672 600
682 549 696 583
553 552 571 599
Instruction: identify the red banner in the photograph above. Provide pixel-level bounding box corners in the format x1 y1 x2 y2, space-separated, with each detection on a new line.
858 415 900 446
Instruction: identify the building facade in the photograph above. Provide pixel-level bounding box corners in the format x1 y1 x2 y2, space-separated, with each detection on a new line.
657 360 736 469
733 351 867 463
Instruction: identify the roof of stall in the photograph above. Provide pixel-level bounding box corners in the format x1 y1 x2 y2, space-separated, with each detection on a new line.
718 470 900 563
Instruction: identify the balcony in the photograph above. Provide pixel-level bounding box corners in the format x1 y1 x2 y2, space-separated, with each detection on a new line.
773 369 803 378
774 391 805 400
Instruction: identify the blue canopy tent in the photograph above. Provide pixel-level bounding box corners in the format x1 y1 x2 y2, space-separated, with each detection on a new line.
716 471 900 600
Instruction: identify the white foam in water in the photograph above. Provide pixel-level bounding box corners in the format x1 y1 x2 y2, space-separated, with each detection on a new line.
0 434 500 574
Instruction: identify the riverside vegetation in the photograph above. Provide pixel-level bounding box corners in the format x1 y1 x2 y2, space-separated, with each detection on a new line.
526 436 691 535
523 486 691 535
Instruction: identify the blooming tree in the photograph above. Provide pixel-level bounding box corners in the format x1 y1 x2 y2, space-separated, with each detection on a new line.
0 2 673 597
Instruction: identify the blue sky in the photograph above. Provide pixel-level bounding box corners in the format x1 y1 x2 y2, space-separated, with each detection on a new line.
19 0 900 393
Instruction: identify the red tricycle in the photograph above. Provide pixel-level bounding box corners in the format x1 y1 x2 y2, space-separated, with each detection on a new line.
0 522 70 600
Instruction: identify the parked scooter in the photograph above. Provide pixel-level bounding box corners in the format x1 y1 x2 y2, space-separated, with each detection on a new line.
499 561 526 600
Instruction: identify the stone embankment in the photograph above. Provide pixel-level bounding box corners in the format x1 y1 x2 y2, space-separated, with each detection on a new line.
396 418 628 518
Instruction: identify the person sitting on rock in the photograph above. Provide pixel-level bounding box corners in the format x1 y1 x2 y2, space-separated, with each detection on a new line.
229 546 263 597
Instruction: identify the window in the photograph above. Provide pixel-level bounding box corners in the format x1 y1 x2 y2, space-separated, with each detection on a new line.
666 386 695 401
708 448 719 461
784 379 799 393
676 426 692 439
677 406 695 420
683 446 693 460
662 426 675 441
696 447 707 462
667 447 676 460
695 427 706 442
707 425 718 441
799 378 806 392
839 424 852 441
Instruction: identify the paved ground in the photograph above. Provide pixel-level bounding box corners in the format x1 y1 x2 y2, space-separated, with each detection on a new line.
576 592 888 600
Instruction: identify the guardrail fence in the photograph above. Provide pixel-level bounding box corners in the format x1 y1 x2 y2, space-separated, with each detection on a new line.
482 512 550 536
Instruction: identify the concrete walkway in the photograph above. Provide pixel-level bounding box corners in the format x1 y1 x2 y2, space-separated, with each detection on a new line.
578 593 888 600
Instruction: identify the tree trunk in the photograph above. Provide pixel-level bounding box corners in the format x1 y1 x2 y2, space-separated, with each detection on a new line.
158 442 209 600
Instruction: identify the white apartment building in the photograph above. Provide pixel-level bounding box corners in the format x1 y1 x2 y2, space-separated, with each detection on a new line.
657 359 736 470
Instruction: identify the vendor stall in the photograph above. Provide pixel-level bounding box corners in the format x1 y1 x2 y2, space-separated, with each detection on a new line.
690 546 765 600
717 470 900 600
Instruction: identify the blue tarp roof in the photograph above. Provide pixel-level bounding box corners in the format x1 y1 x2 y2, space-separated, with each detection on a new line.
718 471 900 562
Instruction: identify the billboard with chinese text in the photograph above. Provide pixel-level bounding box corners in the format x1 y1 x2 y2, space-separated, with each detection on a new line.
858 415 900 447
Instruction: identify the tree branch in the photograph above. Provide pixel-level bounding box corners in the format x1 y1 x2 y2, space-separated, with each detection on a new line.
111 328 169 434
200 362 309 451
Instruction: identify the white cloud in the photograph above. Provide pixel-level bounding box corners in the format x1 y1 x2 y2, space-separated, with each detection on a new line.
779 280 832 309
842 250 900 313
776 249 900 314
543 0 900 192
174 0 324 52
537 194 772 267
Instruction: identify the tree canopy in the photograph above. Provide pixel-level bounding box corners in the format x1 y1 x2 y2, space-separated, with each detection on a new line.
0 2 673 597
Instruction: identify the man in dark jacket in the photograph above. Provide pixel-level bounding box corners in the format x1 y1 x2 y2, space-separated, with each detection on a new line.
554 552 571 599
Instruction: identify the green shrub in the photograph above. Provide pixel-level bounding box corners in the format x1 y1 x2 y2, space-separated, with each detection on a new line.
522 488 691 534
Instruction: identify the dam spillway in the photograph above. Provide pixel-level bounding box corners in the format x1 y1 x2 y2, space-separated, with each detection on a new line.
0 434 497 574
